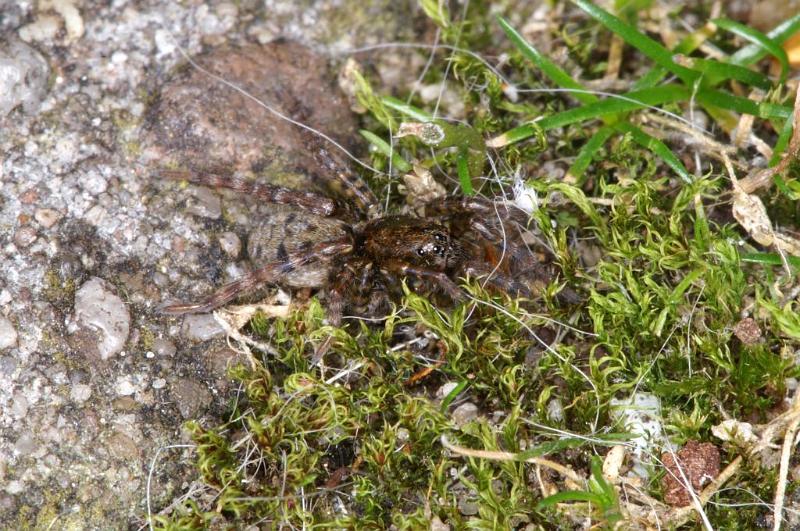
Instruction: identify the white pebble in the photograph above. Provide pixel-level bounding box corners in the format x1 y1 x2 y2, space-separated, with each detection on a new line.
0 316 18 351
70 383 92 403
73 277 130 360
0 38 50 116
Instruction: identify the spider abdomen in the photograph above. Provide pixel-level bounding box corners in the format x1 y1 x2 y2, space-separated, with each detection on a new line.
247 210 350 287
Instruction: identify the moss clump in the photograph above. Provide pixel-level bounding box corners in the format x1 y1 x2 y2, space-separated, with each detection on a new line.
153 1 800 528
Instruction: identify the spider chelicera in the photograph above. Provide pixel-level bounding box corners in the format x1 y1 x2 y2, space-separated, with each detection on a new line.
158 144 557 325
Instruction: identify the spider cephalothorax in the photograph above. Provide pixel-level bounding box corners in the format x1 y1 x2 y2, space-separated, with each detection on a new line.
159 146 555 324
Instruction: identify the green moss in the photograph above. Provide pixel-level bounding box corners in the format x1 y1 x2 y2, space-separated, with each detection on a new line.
153 1 800 528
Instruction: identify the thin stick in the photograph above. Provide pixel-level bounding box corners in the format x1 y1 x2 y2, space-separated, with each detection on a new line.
773 391 800 531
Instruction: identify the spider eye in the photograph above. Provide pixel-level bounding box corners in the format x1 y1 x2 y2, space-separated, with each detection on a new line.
433 245 444 255
434 233 447 242
416 248 426 256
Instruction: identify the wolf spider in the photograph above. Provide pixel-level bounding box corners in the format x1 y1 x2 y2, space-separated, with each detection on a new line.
160 147 555 325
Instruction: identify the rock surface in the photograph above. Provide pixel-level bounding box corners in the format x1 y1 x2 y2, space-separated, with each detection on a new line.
0 1 426 527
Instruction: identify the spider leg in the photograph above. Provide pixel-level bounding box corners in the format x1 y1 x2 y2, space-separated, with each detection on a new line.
160 237 352 315
326 261 360 326
462 264 532 298
426 196 531 228
360 265 389 315
158 168 342 217
386 262 465 302
312 146 379 218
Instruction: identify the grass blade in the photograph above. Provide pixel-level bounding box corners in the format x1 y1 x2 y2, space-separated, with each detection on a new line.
615 122 692 182
536 85 689 130
382 96 433 121
568 125 615 184
730 13 800 66
498 16 597 105
572 0 699 85
359 130 412 172
742 252 800 268
713 17 789 83
770 114 795 166
674 55 773 90
456 148 475 195
695 88 792 120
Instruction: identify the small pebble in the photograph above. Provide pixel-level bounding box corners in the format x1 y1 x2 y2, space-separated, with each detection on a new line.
0 317 18 350
152 378 166 390
152 337 176 357
13 226 37 248
436 381 459 399
33 208 62 228
70 383 92 403
0 38 49 116
451 402 479 427
186 187 222 219
181 314 223 341
115 377 136 396
170 378 213 418
218 231 241 257
73 277 130 360
457 497 479 516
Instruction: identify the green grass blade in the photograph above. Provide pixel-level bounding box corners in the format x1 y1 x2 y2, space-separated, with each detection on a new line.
674 55 773 90
381 96 433 121
572 0 699 85
568 125 615 184
713 17 789 83
456 148 475 195
615 122 692 182
742 252 800 268
440 380 469 411
360 130 412 173
490 85 687 146
537 490 599 510
695 88 792 119
498 16 597 105
537 85 689 130
632 24 716 90
730 13 800 67
770 114 795 166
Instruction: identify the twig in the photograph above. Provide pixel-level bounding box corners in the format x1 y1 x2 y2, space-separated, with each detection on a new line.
440 435 585 485
738 84 800 194
773 391 800 531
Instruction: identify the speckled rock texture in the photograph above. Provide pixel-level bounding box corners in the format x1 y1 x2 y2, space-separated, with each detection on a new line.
0 0 425 527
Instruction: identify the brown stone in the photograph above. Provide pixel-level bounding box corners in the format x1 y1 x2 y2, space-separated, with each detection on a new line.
661 441 721 506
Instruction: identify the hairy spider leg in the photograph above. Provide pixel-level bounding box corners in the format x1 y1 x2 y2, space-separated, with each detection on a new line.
325 259 359 325
158 169 342 217
312 145 380 218
160 237 353 315
383 261 465 302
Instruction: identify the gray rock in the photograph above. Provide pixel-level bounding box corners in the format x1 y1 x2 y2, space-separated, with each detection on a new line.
218 231 241 258
13 226 38 248
33 208 62 228
73 277 130 360
70 383 92 403
152 337 176 357
457 497 479 516
451 402 479 427
181 314 223 341
170 378 212 419
0 37 49 116
0 317 18 350
186 186 222 219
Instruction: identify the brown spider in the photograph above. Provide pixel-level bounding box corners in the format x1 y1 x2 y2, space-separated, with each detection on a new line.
159 146 556 325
